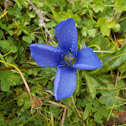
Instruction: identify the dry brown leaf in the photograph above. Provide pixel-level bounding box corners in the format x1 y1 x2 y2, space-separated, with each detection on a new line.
106 112 126 125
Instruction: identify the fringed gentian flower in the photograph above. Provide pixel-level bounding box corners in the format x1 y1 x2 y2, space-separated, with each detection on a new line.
29 18 103 101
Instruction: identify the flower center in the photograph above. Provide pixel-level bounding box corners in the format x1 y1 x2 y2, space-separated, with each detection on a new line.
64 52 76 66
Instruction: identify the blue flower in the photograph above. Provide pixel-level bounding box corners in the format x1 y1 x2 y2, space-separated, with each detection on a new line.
29 18 103 101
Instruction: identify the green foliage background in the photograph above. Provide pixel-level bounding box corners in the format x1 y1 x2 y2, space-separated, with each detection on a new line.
0 0 126 125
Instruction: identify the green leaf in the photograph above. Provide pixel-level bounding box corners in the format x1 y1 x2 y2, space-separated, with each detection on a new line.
93 75 112 88
94 112 102 122
5 56 13 63
81 27 87 37
106 20 115 28
10 45 18 53
92 99 99 107
15 0 22 8
120 20 126 32
7 8 15 15
109 44 126 69
38 38 44 44
99 93 122 107
27 11 36 18
73 1 83 12
85 73 96 99
100 24 110 36
83 103 92 119
114 0 126 12
112 23 120 32
88 29 97 38
17 98 24 107
0 71 20 90
8 30 13 36
99 106 109 118
97 18 111 36
22 92 30 101
1 79 10 92
17 88 23 94
24 101 31 109
50 29 55 35
90 35 116 51
0 30 3 39
22 36 32 43
15 7 22 18
0 23 8 30
97 17 106 27
118 63 126 74
30 33 35 41
32 0 44 8
99 84 122 107
46 21 57 28
8 24 14 29
8 74 20 86
93 1 104 13
109 53 126 69
0 40 9 48
0 71 11 79
22 29 30 35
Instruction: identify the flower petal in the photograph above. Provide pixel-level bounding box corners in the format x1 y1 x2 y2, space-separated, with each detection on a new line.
29 44 64 67
54 65 77 101
55 18 78 55
72 47 103 70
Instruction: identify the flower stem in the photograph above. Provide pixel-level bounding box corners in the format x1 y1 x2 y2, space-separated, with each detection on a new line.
0 60 32 98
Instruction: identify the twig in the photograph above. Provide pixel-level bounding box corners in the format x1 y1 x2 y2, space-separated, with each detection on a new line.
0 11 7 19
114 96 126 101
0 60 32 98
26 0 56 45
51 112 54 126
71 96 85 125
47 100 66 108
96 88 118 90
115 70 119 86
119 76 126 78
94 50 113 53
36 83 54 96
96 87 126 90
61 107 67 126
0 66 41 70
107 102 126 109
